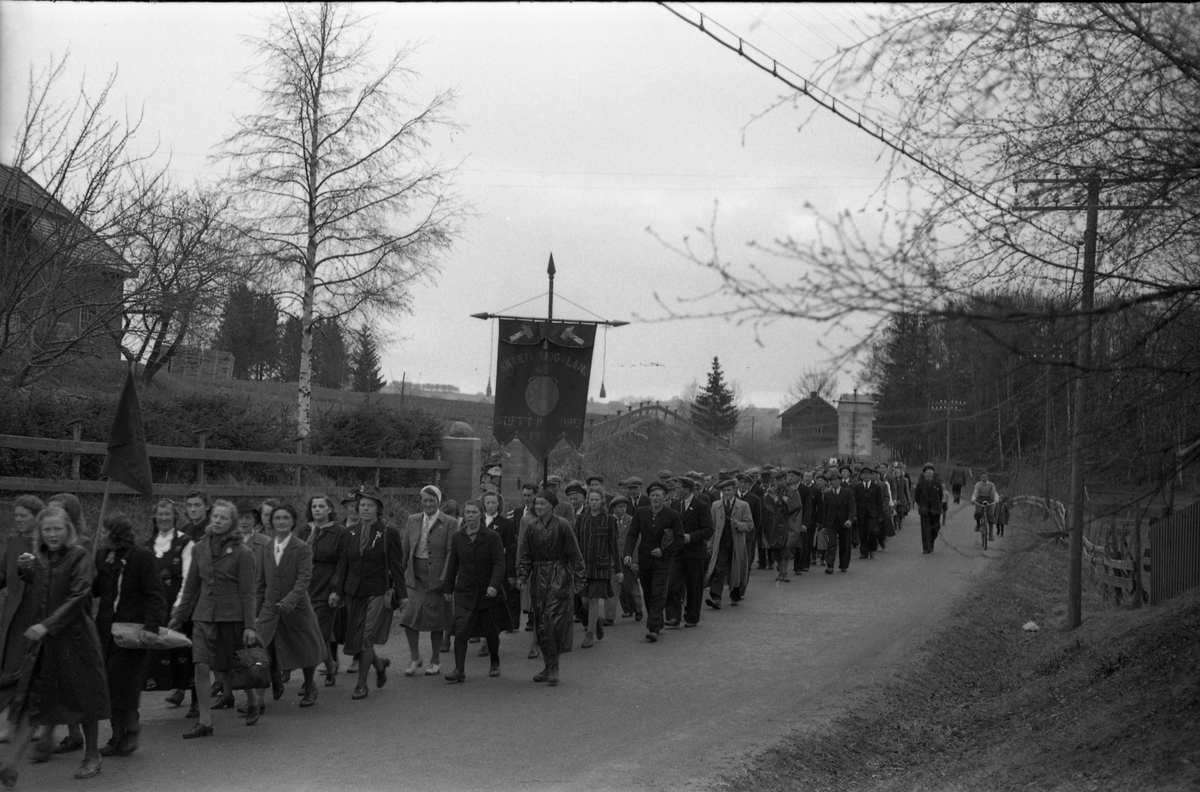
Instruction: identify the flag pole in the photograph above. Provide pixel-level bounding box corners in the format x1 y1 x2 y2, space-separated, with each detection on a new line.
543 254 555 488
93 477 113 563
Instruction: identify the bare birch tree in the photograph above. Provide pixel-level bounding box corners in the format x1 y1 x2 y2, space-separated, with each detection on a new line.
215 2 465 447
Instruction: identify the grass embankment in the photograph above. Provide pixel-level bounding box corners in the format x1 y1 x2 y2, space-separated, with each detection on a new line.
725 513 1200 792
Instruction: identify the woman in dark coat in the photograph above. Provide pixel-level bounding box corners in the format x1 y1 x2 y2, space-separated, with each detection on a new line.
144 499 196 713
94 514 168 757
12 504 110 781
255 504 326 708
329 488 404 701
482 491 521 636
516 491 585 687
0 495 44 731
442 501 508 683
297 495 347 684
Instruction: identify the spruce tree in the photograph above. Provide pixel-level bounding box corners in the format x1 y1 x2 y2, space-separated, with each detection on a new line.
692 356 740 438
351 326 386 393
213 283 279 380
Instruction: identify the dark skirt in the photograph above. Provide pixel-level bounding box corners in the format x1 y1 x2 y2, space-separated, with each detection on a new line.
104 643 152 710
450 605 506 641
342 594 391 656
0 593 39 711
313 599 346 645
28 618 110 726
192 621 244 672
583 577 614 599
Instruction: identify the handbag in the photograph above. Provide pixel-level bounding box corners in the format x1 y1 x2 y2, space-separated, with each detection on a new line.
227 644 271 690
785 522 806 549
111 623 192 650
815 529 829 552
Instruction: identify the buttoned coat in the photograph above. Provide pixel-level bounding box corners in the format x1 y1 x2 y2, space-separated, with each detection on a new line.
441 527 506 612
822 486 857 530
401 511 458 591
173 534 256 625
255 536 326 671
333 521 404 600
705 497 753 588
672 496 715 560
623 505 685 561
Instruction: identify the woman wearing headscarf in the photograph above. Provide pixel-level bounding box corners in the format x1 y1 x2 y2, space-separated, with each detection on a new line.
5 504 110 782
255 503 326 708
93 513 168 757
144 499 196 716
0 495 44 741
168 500 259 736
298 494 347 684
516 490 585 686
398 485 457 678
329 487 403 701
441 500 507 682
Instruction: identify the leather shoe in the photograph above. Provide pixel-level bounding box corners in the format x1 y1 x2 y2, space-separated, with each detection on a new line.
164 690 185 707
684 621 698 628
272 676 285 701
376 657 391 688
324 671 337 687
596 620 604 640
56 735 84 754
211 694 235 710
664 619 681 629
705 598 721 610
184 705 199 719
444 669 465 684
527 646 540 659
533 666 550 683
73 757 102 780
477 644 490 657
645 630 659 643
299 685 318 708
634 611 644 621
351 685 368 700
488 663 500 678
182 723 213 740
403 659 422 676
245 704 261 726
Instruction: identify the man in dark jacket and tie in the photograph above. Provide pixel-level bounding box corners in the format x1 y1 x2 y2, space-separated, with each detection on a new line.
823 474 857 573
913 463 946 553
854 467 888 560
665 477 715 628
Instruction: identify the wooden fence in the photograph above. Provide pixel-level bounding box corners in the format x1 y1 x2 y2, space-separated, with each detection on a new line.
0 432 454 499
1148 500 1200 605
585 403 740 453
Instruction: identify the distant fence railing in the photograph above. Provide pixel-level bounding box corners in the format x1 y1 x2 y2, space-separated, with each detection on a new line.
0 433 452 499
585 403 739 453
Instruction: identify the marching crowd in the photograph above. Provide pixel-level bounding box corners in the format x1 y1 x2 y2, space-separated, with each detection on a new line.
0 460 1007 785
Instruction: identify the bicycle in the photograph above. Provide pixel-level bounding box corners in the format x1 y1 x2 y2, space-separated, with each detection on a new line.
972 499 996 550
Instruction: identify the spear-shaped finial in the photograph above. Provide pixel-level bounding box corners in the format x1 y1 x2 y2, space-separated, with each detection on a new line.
547 253 556 276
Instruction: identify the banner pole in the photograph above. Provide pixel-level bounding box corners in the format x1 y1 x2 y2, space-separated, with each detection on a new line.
93 476 113 562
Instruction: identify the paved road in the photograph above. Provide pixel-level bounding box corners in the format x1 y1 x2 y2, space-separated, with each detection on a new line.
14 503 992 792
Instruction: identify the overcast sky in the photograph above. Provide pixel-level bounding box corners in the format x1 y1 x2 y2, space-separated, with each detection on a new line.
1 2 899 409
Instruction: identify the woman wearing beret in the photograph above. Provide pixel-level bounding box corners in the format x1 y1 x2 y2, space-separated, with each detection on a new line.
329 488 404 700
517 491 585 686
398 486 457 678
94 514 168 757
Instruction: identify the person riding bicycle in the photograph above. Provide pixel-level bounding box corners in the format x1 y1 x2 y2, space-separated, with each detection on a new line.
970 473 999 533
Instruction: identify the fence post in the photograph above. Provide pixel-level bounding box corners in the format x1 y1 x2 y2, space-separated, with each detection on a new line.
69 420 84 480
1131 517 1144 606
194 430 208 486
294 439 304 488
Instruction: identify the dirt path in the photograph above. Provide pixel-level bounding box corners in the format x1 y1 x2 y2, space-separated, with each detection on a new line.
15 503 991 792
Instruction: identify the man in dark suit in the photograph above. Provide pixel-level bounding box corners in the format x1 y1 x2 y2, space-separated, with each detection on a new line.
823 474 857 573
621 477 651 511
913 463 946 553
623 481 684 643
665 477 715 628
854 466 888 559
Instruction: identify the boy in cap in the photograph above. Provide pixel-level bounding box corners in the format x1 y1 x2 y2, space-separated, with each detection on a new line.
623 480 683 642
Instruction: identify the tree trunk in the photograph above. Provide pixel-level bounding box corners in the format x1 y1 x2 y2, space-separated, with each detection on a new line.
297 41 325 452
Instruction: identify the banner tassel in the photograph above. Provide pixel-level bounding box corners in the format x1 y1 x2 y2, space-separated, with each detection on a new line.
599 325 609 399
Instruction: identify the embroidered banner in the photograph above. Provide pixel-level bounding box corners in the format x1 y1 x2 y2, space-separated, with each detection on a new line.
493 319 595 459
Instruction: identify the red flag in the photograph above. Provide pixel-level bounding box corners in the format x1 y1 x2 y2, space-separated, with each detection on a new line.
100 366 154 497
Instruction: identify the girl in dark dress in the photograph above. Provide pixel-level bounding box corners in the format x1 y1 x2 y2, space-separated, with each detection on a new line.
144 499 196 712
516 492 585 687
574 490 622 649
2 504 110 783
298 495 347 684
441 501 508 683
94 514 168 757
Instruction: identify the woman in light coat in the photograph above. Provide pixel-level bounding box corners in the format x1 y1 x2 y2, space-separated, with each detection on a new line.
398 485 457 677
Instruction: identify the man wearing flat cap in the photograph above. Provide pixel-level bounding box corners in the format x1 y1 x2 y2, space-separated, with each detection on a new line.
665 476 714 628
706 479 753 608
623 480 684 642
607 495 644 621
913 463 945 553
735 472 764 576
621 477 651 512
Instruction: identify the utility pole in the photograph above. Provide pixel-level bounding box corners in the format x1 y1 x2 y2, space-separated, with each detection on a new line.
932 399 966 469
1015 171 1170 630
